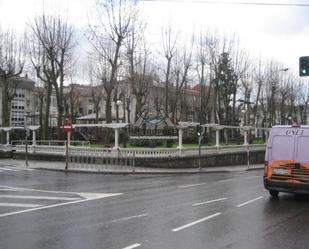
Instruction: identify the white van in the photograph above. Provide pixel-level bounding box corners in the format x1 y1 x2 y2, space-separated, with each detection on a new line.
264 125 309 197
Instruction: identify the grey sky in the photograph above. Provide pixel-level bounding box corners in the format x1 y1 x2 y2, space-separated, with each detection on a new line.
1 0 309 77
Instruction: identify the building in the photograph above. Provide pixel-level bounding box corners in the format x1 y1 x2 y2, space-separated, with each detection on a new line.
0 76 35 127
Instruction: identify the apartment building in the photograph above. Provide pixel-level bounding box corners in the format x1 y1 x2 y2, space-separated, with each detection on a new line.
0 76 35 127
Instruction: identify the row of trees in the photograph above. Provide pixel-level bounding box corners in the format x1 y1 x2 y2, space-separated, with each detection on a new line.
1 0 309 141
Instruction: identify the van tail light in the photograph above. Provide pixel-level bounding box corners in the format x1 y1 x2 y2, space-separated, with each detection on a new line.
264 161 269 177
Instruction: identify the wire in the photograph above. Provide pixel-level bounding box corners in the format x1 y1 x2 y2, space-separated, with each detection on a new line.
140 0 309 7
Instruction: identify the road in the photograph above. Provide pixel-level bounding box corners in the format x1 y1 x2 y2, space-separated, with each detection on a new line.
0 164 309 249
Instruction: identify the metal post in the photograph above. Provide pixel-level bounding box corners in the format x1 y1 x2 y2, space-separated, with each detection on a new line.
6 131 10 145
65 135 68 170
25 136 28 167
246 144 250 170
198 138 202 171
198 136 202 171
132 151 136 173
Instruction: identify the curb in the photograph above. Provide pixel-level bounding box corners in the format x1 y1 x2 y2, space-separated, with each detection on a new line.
33 166 263 175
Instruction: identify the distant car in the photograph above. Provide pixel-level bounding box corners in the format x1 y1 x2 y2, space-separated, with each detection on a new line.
264 125 309 197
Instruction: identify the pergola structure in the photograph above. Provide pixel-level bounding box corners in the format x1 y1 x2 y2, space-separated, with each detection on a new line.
177 122 199 149
73 123 129 149
177 122 270 149
0 126 40 145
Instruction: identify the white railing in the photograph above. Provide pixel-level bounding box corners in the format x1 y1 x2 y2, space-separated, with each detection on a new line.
11 140 90 147
3 143 266 157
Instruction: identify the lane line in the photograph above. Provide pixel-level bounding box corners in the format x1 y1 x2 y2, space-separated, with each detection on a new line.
86 214 149 229
0 168 20 172
0 203 42 208
192 197 228 207
0 193 122 218
109 213 148 224
218 179 235 183
0 185 98 197
178 183 206 188
237 196 263 208
172 212 222 232
5 166 35 171
122 243 141 249
0 195 81 201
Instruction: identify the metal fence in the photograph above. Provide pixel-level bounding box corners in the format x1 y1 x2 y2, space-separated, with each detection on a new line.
68 147 136 172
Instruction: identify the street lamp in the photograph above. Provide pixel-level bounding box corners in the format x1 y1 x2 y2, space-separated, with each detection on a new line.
116 100 122 123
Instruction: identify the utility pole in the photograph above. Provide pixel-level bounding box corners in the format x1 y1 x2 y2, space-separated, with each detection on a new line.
24 126 30 167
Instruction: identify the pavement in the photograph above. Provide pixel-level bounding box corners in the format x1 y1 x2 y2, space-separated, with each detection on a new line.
0 158 264 174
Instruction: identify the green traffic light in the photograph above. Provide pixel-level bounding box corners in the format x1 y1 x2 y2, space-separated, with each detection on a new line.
300 56 309 76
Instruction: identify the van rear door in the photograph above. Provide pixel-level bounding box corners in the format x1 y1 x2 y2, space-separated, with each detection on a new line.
267 127 295 165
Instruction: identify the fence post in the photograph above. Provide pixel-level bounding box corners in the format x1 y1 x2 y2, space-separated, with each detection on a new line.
132 151 136 173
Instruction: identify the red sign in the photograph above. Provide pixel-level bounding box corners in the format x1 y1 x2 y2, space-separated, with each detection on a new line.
63 120 73 132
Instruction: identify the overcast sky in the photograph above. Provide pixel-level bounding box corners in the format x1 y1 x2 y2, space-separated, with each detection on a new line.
1 0 309 77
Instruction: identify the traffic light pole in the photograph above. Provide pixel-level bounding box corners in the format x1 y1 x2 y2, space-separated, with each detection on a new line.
25 135 28 167
198 136 202 171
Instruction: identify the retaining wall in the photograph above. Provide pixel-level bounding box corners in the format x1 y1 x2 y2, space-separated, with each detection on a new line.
5 150 265 168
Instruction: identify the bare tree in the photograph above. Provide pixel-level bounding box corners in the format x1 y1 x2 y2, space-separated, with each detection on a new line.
30 15 76 138
196 32 210 124
29 38 52 139
170 43 193 123
125 24 152 121
298 79 309 124
87 0 138 123
231 39 250 126
161 25 178 116
64 82 81 123
0 29 25 127
252 58 267 127
88 56 105 123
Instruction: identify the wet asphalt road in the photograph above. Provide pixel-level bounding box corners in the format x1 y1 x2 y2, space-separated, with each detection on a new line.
0 165 309 249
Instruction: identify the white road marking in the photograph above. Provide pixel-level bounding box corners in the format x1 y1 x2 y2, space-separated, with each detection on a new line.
0 195 81 201
0 203 42 208
109 213 148 224
192 197 228 207
0 167 20 171
237 196 263 208
86 213 148 229
0 189 24 192
178 183 206 188
122 243 141 249
4 166 34 171
172 212 222 232
0 193 122 218
0 185 105 198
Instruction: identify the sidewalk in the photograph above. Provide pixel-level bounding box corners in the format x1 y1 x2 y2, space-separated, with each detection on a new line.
0 158 264 174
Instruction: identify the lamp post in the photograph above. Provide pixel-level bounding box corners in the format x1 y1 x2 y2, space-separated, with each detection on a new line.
116 100 122 123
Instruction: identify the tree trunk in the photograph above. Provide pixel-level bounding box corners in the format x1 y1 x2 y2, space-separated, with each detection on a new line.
106 90 112 123
2 81 11 127
43 84 52 140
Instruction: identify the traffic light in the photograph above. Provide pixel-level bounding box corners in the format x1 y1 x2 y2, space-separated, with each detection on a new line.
196 125 203 137
299 56 309 77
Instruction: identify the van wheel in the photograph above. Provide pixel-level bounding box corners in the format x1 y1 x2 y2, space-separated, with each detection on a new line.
269 190 279 197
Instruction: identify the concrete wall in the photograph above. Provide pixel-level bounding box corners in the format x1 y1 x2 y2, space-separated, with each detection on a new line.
134 151 265 168
5 150 265 168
